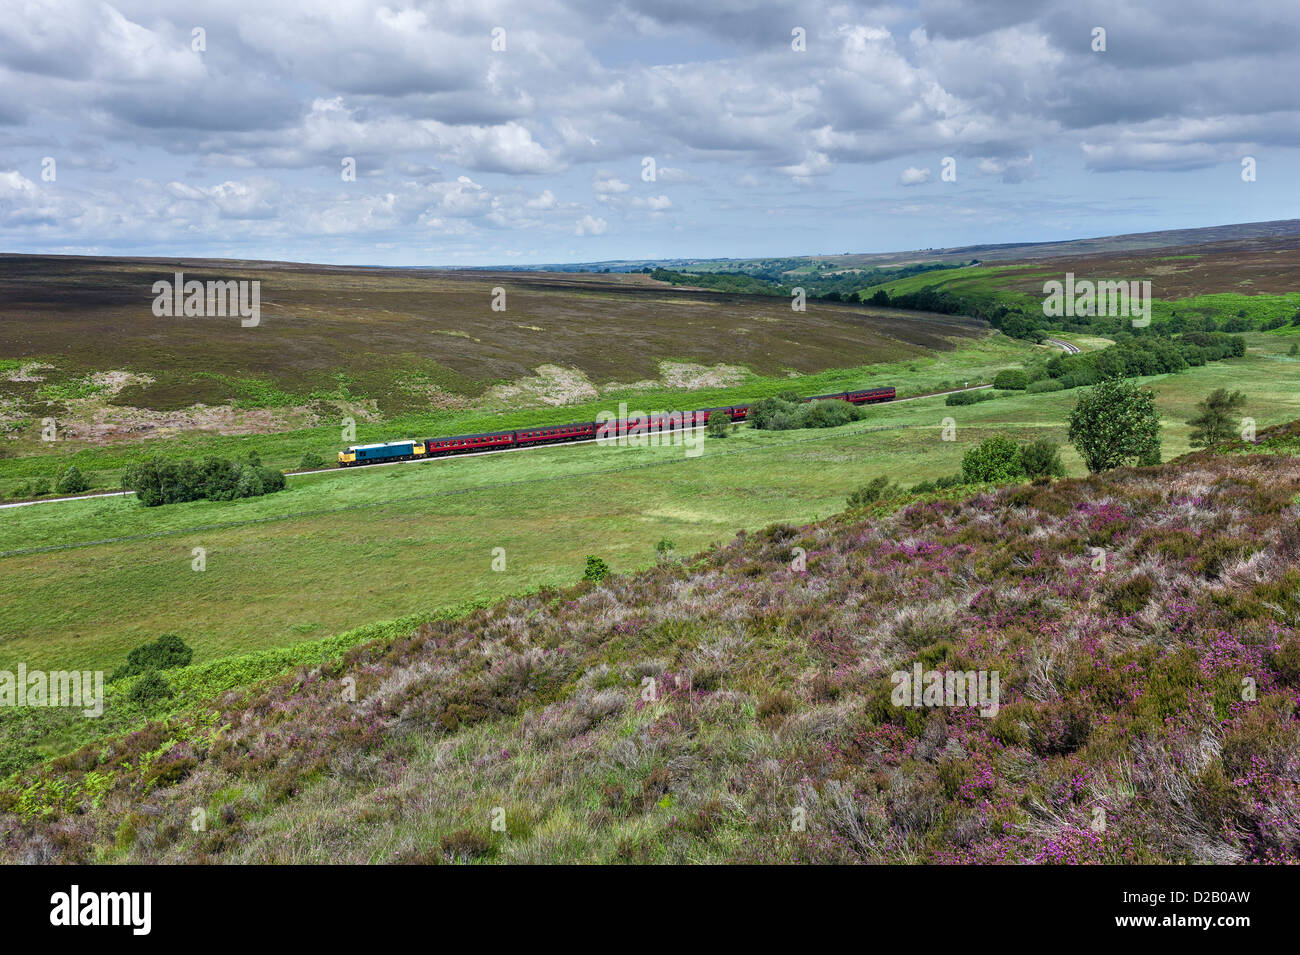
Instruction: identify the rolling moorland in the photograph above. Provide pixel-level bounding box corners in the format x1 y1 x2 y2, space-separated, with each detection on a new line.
3 224 1300 863
0 255 985 494
2 331 1298 683
3 421 1299 863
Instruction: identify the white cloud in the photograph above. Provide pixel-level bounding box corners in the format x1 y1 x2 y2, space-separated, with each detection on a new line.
575 214 608 235
898 166 932 185
593 173 631 195
526 189 558 209
630 195 672 210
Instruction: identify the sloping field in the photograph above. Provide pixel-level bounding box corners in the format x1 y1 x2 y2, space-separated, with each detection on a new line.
4 427 1299 864
862 232 1300 325
3 332 1297 680
822 217 1300 269
0 255 984 427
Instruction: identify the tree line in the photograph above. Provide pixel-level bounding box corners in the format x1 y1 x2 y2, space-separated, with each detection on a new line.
122 453 286 507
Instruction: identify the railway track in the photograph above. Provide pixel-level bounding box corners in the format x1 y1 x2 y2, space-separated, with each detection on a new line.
1 383 994 509
1043 337 1081 355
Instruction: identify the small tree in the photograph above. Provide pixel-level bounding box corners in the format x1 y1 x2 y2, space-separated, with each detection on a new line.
55 465 89 494
1067 378 1162 473
992 369 1029 390
127 671 174 707
706 413 731 438
1187 389 1246 448
961 436 1026 483
1019 438 1065 479
299 452 325 469
583 555 610 582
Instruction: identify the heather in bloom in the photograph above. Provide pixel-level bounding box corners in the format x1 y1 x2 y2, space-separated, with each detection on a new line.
3 423 1300 864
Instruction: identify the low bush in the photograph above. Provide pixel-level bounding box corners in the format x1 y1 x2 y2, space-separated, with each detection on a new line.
750 394 864 431
945 389 1002 406
992 369 1029 390
1026 378 1065 393
583 555 610 582
55 465 89 494
962 436 1026 483
1019 438 1065 480
126 671 174 707
847 476 900 508
112 634 194 682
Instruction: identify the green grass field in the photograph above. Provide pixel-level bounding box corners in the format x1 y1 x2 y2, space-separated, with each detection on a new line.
3 332 1297 677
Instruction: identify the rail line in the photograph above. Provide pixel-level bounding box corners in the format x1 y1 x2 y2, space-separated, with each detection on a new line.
0 383 992 512
0 415 955 558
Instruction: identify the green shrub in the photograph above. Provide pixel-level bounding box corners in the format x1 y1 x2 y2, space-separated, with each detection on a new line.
127 671 174 707
750 395 861 431
31 478 50 497
847 476 899 508
298 452 325 469
583 555 610 582
992 369 1029 390
748 395 800 430
800 400 858 429
55 465 89 494
1019 438 1065 480
945 390 978 406
1026 378 1064 393
961 436 1026 483
706 413 730 437
113 634 194 682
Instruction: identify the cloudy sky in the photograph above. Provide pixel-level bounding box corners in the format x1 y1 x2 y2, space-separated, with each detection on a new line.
1 0 1296 265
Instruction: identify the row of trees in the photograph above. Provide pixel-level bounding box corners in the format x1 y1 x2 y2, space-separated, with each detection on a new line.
847 378 1248 510
122 453 286 507
1045 333 1244 387
747 392 865 431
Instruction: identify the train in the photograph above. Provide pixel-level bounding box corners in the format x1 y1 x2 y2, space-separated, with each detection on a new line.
337 386 895 467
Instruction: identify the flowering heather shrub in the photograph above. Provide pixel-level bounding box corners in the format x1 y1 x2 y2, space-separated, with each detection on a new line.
4 429 1300 864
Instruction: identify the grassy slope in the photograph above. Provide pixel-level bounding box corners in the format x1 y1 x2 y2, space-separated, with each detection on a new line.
859 257 1300 330
3 333 1297 676
5 424 1299 863
0 331 1028 495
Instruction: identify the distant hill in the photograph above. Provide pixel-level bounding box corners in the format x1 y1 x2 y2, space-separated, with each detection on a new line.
7 425 1299 863
0 256 983 426
470 218 1300 273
